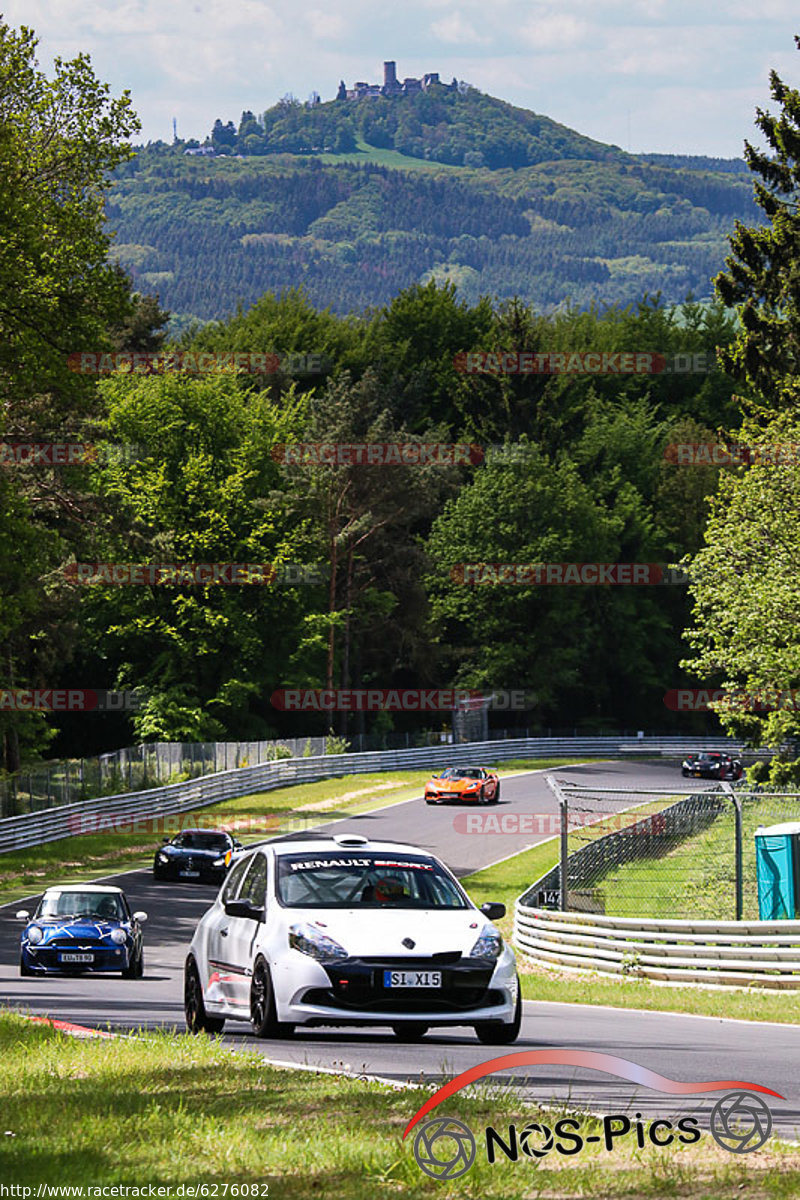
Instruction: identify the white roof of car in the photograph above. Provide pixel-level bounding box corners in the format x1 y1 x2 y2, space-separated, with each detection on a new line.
241 835 432 859
43 884 124 895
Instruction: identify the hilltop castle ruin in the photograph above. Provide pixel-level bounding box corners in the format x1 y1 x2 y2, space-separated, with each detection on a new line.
336 61 456 101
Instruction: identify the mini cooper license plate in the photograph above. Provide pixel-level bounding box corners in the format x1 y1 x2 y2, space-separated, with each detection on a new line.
59 952 93 963
383 969 442 988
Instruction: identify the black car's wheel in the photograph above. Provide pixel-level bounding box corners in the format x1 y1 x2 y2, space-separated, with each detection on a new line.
185 957 225 1034
474 982 522 1045
19 955 35 977
392 1022 429 1041
681 768 689 777
250 958 294 1039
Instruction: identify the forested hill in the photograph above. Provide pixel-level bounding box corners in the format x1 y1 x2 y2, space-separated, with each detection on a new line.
207 87 629 169
106 88 759 324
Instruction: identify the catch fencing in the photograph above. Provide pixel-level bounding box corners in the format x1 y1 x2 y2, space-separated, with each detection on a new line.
513 777 800 986
0 737 332 818
0 735 759 855
519 777 800 922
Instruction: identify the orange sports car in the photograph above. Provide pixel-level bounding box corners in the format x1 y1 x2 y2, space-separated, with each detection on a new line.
424 766 500 805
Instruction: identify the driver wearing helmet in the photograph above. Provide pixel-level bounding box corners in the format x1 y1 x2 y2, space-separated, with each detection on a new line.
374 876 408 904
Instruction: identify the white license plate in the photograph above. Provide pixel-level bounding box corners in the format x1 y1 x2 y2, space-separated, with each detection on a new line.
59 952 94 963
383 970 442 988
180 870 200 877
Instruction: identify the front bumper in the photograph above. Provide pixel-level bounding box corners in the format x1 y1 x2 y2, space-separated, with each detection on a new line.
275 950 518 1027
425 790 482 804
154 858 225 883
22 942 132 973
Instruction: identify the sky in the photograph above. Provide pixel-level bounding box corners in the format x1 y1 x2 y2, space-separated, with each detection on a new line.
4 0 800 157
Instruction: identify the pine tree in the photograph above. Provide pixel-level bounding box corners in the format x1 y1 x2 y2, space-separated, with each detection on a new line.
715 36 800 407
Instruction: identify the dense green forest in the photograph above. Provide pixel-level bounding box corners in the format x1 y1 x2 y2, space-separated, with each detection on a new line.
106 87 759 322
3 18 800 783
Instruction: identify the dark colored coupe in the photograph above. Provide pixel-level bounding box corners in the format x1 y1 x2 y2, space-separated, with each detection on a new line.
681 752 743 780
18 885 146 977
153 829 242 883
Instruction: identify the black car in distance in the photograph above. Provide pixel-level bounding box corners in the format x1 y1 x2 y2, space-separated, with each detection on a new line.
152 828 242 884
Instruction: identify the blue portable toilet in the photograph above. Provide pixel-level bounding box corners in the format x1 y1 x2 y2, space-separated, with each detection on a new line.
754 822 800 919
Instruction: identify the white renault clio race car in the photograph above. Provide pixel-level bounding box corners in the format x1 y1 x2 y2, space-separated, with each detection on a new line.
184 832 521 1043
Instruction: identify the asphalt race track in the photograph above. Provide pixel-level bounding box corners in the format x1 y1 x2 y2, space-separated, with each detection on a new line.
3 759 799 1139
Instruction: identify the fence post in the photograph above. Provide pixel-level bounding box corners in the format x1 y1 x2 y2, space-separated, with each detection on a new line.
545 775 569 912
559 797 569 911
722 783 744 921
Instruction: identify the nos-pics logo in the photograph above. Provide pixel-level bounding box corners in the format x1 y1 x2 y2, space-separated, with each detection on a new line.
404 1050 781 1181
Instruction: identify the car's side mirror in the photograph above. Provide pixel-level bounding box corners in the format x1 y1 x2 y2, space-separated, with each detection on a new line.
480 901 506 921
224 898 263 921
234 840 243 849
16 910 30 921
133 911 148 923
161 836 170 843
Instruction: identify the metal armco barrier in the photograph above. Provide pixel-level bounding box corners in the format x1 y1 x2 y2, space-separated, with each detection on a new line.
0 735 760 856
513 907 800 989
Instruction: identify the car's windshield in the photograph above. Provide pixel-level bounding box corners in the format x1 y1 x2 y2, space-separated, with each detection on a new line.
438 768 481 780
173 832 229 851
38 891 125 921
276 852 468 909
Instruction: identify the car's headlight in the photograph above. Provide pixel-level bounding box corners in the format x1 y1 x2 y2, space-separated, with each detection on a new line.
289 923 348 963
469 926 503 959
156 852 169 864
110 928 128 945
27 926 43 945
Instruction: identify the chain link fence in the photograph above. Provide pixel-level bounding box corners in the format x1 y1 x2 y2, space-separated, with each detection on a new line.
522 780 800 922
0 737 331 817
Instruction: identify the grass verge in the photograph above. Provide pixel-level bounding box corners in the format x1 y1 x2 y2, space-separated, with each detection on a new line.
0 760 578 906
2 1012 798 1197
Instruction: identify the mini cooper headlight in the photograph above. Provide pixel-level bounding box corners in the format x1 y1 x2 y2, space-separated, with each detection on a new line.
289 923 348 963
469 926 503 959
27 926 43 945
110 928 127 944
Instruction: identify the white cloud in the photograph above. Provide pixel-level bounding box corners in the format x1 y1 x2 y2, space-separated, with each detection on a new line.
430 13 485 44
519 14 590 50
306 9 347 40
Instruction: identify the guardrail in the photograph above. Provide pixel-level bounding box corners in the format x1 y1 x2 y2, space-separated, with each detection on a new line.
513 906 800 988
0 734 762 856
